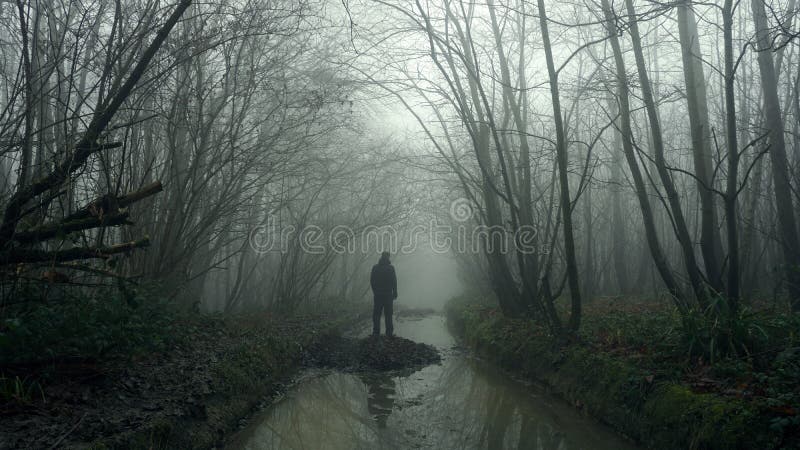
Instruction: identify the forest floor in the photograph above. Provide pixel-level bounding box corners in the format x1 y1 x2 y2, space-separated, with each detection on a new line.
0 294 443 449
302 333 440 371
0 296 365 449
446 296 800 449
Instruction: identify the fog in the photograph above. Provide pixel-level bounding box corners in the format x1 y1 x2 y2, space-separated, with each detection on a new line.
1 0 799 318
2 0 799 446
393 248 464 311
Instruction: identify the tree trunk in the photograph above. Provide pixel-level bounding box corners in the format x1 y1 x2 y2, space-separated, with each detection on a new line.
751 0 800 310
722 0 741 310
602 0 686 309
487 0 542 310
677 2 723 294
16 0 34 191
537 0 581 332
624 0 709 308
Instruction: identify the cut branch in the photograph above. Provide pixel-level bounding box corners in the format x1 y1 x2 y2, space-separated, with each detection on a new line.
1 238 150 264
63 181 163 223
12 211 132 244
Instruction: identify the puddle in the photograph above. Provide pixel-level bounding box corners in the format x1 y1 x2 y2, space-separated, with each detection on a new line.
227 315 637 449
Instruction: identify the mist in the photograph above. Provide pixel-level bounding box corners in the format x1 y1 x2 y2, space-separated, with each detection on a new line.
1 0 799 447
393 248 463 311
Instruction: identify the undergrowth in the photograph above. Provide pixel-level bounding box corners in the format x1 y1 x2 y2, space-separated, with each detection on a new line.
448 295 800 447
0 282 182 394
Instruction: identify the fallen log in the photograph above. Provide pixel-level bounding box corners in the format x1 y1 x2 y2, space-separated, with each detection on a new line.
12 211 132 244
0 238 150 264
62 181 162 223
9 181 161 245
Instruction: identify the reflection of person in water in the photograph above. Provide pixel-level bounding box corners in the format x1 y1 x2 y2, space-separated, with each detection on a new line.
363 374 396 429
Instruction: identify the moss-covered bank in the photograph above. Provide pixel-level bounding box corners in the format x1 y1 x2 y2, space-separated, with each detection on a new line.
445 299 787 450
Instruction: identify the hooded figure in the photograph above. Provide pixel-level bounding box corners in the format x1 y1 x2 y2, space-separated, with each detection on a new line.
370 251 397 336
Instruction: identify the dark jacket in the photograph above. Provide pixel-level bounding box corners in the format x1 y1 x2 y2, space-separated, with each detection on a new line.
371 259 397 299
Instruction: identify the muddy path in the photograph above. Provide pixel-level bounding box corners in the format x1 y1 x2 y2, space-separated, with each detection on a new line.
225 314 638 450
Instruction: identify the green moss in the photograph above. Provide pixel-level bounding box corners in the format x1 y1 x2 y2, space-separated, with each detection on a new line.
640 385 776 449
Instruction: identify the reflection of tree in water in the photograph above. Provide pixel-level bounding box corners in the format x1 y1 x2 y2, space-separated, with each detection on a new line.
359 373 397 428
485 383 515 449
234 373 378 449
470 361 570 449
404 357 568 450
440 358 523 449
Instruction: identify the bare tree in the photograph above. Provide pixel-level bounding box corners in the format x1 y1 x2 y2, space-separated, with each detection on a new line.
751 0 800 310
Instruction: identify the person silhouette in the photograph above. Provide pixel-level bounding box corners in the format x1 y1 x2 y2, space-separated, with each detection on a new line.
370 251 397 337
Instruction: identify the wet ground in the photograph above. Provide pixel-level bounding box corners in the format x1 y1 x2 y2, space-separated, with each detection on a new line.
226 314 638 450
300 333 440 372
